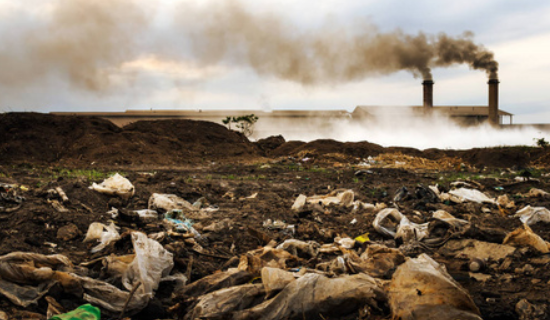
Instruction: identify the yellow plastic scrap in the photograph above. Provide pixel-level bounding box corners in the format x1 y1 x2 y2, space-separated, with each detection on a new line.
354 233 370 243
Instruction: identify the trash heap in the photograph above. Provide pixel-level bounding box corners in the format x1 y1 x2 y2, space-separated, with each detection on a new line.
0 166 550 320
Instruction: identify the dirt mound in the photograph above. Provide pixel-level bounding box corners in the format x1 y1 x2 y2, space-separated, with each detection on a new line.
0 112 121 163
458 147 546 168
272 139 384 159
254 135 286 155
0 113 260 166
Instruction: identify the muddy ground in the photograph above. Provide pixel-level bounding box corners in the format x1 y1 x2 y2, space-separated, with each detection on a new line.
1 113 550 319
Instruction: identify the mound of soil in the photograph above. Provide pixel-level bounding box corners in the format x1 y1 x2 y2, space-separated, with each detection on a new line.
0 113 259 167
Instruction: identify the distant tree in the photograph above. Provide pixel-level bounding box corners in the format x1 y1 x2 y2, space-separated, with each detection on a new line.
222 114 259 137
535 137 549 149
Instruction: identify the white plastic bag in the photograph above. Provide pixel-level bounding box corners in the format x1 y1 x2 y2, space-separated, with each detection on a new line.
448 188 494 204
148 193 194 212
83 222 121 253
373 208 429 242
122 232 174 296
89 173 135 199
513 206 550 226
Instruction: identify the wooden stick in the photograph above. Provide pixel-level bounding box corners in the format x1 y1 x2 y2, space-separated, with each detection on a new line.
119 281 142 319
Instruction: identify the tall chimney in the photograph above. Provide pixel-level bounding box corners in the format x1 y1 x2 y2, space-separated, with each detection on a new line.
488 78 499 125
422 80 434 110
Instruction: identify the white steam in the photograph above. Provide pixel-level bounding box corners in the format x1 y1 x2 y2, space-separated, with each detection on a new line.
254 109 549 150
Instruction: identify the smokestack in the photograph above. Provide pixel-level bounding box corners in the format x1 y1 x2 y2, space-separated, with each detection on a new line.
488 78 499 125
422 79 434 110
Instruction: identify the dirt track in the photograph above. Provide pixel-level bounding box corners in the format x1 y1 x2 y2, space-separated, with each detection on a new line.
1 113 550 319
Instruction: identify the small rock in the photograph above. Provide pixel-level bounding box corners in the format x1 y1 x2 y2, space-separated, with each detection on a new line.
0 311 7 320
56 223 81 241
531 279 541 284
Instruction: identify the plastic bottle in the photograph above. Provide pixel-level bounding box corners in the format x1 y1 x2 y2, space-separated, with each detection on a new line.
49 304 100 320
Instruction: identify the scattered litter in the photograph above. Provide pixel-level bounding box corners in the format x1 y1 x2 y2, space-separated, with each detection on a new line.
89 173 135 199
447 188 495 204
49 304 100 320
503 224 550 253
440 239 516 260
133 209 159 223
514 205 550 225
354 232 370 243
525 188 550 198
48 199 69 213
497 194 515 209
262 219 295 234
83 222 121 253
148 193 194 212
389 254 482 320
233 273 384 320
276 239 320 258
306 189 354 207
373 208 429 243
291 194 307 212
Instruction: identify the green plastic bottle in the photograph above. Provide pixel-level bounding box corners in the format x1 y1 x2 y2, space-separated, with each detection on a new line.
48 304 100 320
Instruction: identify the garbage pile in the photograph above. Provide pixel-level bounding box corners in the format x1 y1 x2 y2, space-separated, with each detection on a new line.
0 166 550 320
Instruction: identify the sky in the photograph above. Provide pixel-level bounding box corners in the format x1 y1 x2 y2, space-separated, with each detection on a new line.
0 0 549 125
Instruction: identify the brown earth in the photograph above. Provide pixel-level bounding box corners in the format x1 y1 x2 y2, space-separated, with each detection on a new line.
1 112 550 319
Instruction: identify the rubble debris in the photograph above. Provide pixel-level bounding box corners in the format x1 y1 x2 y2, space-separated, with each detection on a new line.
389 254 482 320
89 173 135 199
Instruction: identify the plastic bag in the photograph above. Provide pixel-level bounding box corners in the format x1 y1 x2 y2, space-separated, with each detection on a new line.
503 224 550 253
291 194 307 211
186 284 266 320
513 206 550 226
83 222 121 253
432 210 469 229
133 209 159 223
233 273 385 320
389 254 482 320
89 173 134 199
306 189 355 207
261 267 296 296
148 193 194 212
0 252 73 307
373 208 404 238
448 188 494 204
276 239 320 258
122 232 174 296
373 208 429 242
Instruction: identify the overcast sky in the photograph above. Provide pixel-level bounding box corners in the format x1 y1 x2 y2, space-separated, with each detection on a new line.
0 0 549 124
